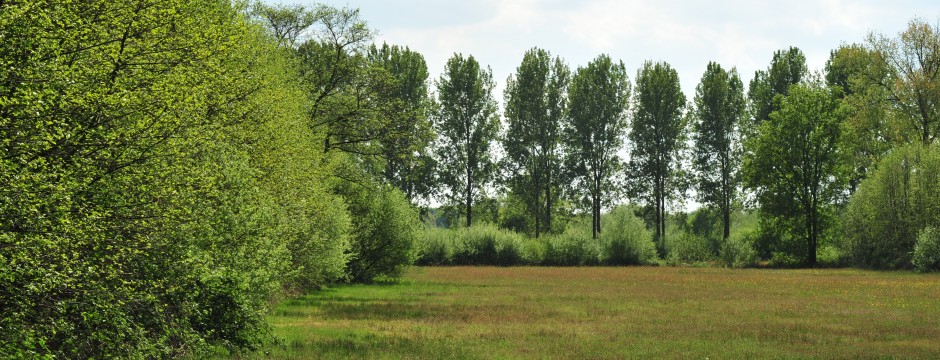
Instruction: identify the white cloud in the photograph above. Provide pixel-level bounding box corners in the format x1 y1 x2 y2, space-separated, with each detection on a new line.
312 0 936 98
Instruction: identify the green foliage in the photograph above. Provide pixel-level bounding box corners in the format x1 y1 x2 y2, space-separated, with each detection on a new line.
843 143 940 268
868 18 940 145
825 44 896 192
452 224 530 266
564 54 631 239
339 172 421 283
744 80 848 266
629 60 688 252
366 43 437 205
416 227 456 266
434 53 500 227
768 252 804 268
502 47 570 238
600 207 658 265
747 47 808 130
913 227 940 272
415 209 658 267
665 232 715 264
0 1 353 357
542 226 603 266
692 62 745 239
719 233 759 268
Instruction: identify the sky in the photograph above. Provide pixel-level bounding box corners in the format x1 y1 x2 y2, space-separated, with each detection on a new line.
285 0 940 102
279 0 939 210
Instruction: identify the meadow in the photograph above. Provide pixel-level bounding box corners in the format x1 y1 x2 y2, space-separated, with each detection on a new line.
259 267 940 359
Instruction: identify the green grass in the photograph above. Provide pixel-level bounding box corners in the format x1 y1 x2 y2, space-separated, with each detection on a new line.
256 267 940 359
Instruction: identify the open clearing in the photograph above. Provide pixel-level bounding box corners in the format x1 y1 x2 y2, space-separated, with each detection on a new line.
262 267 940 359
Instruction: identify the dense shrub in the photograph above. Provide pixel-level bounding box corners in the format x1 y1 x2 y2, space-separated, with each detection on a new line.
452 224 531 266
719 233 759 268
340 176 421 283
843 143 940 269
601 207 658 265
543 227 602 266
913 227 940 272
416 227 456 265
665 232 715 264
0 1 352 357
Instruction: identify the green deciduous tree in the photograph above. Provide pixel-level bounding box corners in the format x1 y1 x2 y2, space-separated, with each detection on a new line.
564 54 631 239
286 4 426 159
843 143 940 269
434 53 500 227
868 17 940 145
693 62 746 240
825 44 897 192
743 81 848 266
503 47 570 237
630 60 687 253
336 165 420 283
366 43 436 206
0 0 354 356
747 47 808 133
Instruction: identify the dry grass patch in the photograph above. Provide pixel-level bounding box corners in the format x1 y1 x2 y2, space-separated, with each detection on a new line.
259 267 940 359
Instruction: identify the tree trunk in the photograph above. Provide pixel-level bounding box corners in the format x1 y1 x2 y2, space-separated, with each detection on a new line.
805 205 815 267
596 177 602 235
545 184 552 235
534 208 540 238
722 206 731 240
591 195 598 239
466 169 472 228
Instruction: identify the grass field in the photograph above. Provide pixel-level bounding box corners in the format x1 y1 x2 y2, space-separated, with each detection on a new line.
260 267 940 359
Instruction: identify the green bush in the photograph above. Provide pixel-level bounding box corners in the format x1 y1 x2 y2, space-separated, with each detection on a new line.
665 232 715 264
445 224 530 266
543 226 602 266
340 178 421 283
768 252 803 268
416 227 455 265
601 207 658 265
913 227 940 272
843 143 940 269
719 233 759 268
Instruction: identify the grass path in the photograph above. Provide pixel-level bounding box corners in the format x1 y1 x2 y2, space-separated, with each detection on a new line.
261 267 940 359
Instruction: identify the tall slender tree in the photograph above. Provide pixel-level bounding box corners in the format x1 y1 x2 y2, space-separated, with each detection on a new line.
503 47 569 237
366 43 436 206
630 61 687 253
435 54 500 227
692 62 745 240
564 54 631 239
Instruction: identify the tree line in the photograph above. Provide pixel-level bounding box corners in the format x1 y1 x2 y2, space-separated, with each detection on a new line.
431 20 940 272
2 0 940 358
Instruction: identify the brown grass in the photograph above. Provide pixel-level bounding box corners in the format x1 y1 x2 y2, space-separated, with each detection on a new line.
263 267 940 359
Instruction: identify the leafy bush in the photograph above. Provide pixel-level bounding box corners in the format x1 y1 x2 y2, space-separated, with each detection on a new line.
543 231 602 266
601 207 658 265
816 245 845 267
416 227 455 265
665 232 715 264
0 2 355 356
455 224 531 266
843 143 940 269
768 252 803 268
913 227 940 272
340 179 421 283
719 233 759 268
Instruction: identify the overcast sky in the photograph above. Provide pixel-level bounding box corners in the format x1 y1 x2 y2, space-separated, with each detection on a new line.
287 0 940 101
